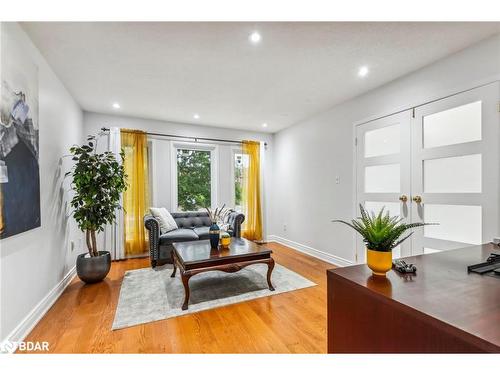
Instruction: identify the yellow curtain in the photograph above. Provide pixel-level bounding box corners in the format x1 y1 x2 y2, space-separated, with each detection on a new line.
121 129 150 256
242 140 263 241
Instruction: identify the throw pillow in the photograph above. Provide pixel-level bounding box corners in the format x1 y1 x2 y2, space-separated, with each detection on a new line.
150 207 178 234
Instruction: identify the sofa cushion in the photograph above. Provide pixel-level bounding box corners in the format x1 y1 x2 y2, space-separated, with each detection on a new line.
159 228 198 246
172 211 212 228
193 226 210 240
150 207 178 234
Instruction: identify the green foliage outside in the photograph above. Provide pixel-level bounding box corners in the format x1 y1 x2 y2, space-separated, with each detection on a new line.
234 154 243 207
177 149 211 211
332 205 434 252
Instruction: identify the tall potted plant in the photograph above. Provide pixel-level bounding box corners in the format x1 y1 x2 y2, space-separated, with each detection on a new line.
333 205 433 276
66 135 127 283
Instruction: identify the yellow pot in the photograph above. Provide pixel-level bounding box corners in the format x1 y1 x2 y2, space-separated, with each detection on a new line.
366 249 392 276
220 236 231 248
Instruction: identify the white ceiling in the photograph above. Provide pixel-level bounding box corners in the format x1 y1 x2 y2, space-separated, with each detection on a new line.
22 22 500 133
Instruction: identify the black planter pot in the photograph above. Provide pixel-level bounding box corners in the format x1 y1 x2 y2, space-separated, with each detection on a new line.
76 251 111 283
209 223 220 249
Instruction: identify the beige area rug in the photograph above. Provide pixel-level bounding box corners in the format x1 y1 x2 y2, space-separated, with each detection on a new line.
112 263 316 330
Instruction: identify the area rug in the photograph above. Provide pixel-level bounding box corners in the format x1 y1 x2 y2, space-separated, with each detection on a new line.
112 263 316 330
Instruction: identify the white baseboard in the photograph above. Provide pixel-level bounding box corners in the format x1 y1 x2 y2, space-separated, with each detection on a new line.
1 266 76 353
267 235 354 267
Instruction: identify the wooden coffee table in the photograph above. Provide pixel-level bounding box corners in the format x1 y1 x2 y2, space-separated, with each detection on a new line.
171 237 275 310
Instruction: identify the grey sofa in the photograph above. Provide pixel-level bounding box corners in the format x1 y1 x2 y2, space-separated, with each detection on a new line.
144 210 245 268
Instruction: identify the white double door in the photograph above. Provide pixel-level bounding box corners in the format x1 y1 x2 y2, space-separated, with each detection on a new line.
356 83 499 261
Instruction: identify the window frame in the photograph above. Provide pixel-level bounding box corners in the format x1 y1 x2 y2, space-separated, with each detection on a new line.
171 141 218 212
231 146 247 212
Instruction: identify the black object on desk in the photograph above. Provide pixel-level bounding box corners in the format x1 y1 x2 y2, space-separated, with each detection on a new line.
468 252 500 278
393 259 417 274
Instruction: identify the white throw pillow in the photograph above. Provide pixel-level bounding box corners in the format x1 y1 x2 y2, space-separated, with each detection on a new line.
150 207 178 234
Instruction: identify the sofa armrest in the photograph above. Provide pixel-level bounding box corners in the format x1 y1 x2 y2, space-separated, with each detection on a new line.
144 215 160 267
227 211 245 238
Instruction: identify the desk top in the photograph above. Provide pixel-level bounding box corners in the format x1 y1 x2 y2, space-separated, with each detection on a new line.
328 244 500 352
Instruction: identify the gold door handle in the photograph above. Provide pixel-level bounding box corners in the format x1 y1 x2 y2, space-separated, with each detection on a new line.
412 195 422 204
399 195 408 203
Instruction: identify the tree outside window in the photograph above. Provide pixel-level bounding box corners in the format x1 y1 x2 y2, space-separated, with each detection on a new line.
234 153 248 212
177 149 211 211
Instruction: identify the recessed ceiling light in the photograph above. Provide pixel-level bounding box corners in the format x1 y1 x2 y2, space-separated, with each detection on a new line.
262 123 268 128
249 31 262 44
193 113 200 120
358 66 369 78
112 102 120 109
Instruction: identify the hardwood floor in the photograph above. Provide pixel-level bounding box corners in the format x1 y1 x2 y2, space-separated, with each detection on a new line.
23 242 333 353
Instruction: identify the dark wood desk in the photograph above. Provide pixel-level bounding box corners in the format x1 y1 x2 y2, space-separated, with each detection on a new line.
327 244 500 353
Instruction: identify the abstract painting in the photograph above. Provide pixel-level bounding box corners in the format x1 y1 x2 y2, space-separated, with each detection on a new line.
0 26 40 239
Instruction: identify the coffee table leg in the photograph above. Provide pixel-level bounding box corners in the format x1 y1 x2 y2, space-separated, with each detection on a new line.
170 251 177 278
181 272 191 310
267 258 275 291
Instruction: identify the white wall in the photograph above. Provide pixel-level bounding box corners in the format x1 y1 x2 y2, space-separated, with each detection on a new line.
84 112 273 236
270 33 500 265
0 23 84 342
1 24 497 343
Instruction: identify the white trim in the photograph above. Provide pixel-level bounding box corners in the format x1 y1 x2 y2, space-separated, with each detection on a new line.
1 266 77 353
267 235 354 267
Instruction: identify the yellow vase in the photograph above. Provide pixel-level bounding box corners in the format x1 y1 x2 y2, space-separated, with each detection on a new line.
366 249 393 276
220 236 231 248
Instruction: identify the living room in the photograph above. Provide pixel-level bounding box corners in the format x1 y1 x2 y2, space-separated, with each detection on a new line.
2 0 500 371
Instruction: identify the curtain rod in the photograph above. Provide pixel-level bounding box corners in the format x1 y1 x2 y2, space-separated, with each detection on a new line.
100 127 268 147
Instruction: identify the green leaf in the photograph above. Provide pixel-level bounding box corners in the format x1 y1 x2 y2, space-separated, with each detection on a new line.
333 205 437 252
66 133 128 248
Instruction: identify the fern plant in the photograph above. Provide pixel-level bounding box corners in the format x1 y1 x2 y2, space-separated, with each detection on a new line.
333 205 434 252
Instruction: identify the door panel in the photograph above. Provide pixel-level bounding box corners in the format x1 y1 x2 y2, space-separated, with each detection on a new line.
411 83 499 254
356 110 412 261
423 203 482 244
364 123 401 157
422 100 482 148
364 163 401 193
423 154 481 193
